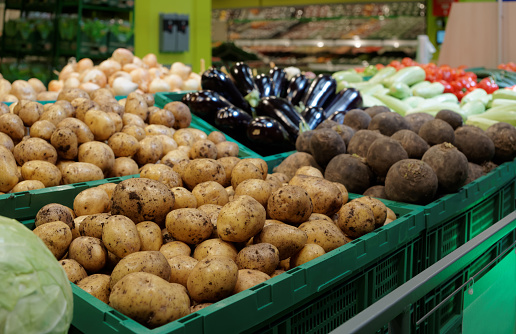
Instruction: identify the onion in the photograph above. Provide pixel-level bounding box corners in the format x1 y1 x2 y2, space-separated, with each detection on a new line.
28 78 46 94
58 63 76 81
112 48 134 66
99 59 122 77
3 94 18 103
108 71 132 87
112 77 139 96
133 56 143 67
77 58 94 73
48 80 63 92
181 78 200 91
130 68 150 87
37 91 59 101
189 72 201 81
79 82 101 94
139 81 149 93
123 63 139 73
142 53 158 68
163 74 183 91
148 67 165 81
149 78 170 94
82 68 107 87
64 77 81 89
135 89 146 95
11 80 37 101
0 79 11 97
69 72 80 79
171 62 191 80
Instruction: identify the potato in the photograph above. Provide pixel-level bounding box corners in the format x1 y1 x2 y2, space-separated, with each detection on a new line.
69 236 107 272
35 203 74 228
333 182 349 205
272 172 289 184
171 187 197 209
140 163 182 188
307 213 334 223
295 166 324 178
298 220 346 253
267 185 313 225
111 178 174 225
122 112 146 128
336 201 375 239
21 160 61 187
192 181 229 207
79 213 110 239
226 186 235 201
193 239 238 261
172 159 190 180
18 101 44 126
0 146 18 192
110 272 190 328
187 256 238 302
236 243 279 275
11 179 45 193
217 195 266 243
60 259 88 283
386 207 396 221
173 128 195 147
51 127 78 160
78 141 115 176
110 251 171 289
164 101 191 129
188 139 217 160
187 128 207 142
109 157 139 177
14 137 58 165
102 215 141 258
0 114 26 141
121 124 145 141
136 221 163 251
233 269 270 294
230 160 264 190
271 269 285 278
77 274 111 304
197 204 222 234
157 135 178 155
134 136 163 166
177 145 192 155
215 141 239 158
353 196 388 228
273 152 322 180
40 104 68 126
56 118 94 144
74 187 110 216
168 255 198 287
149 108 175 127
289 175 343 217
143 93 155 107
160 241 192 259
166 208 213 245
83 109 116 141
290 243 326 268
30 118 54 140
0 132 14 152
62 162 104 184
101 101 124 117
182 159 226 190
191 303 213 313
97 183 116 200
217 156 240 187
58 88 90 102
54 100 75 117
125 92 149 121
208 131 226 144
161 149 190 168
107 112 123 132
278 258 290 271
0 102 8 116
254 224 308 260
33 221 72 259
233 179 272 207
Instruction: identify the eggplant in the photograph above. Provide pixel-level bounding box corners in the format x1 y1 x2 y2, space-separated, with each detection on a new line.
269 67 289 98
327 110 346 124
229 62 257 97
302 106 326 130
323 88 363 119
254 74 273 98
302 74 337 109
214 106 253 141
286 74 310 106
246 116 294 150
182 90 234 122
255 96 305 141
201 68 252 113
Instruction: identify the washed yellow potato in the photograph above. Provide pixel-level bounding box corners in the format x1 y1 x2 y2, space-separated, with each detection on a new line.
29 120 55 141
161 149 190 168
264 219 285 226
289 175 343 216
171 187 197 209
187 256 238 303
59 259 88 284
109 157 139 177
267 185 313 225
79 213 110 239
271 269 285 278
121 124 145 141
33 221 72 259
122 113 146 128
73 99 99 122
54 100 75 117
177 145 192 156
139 163 182 188
168 255 198 287
173 128 195 147
56 118 94 144
149 108 175 128
68 236 107 272
145 124 174 138
136 221 163 251
17 101 44 126
160 241 191 259
225 186 235 201
299 220 347 253
386 207 396 221
336 201 375 239
74 187 110 216
193 239 238 261
0 113 25 141
157 135 178 155
59 88 90 103
353 196 388 228
192 181 229 207
231 160 264 189
21 160 61 187
78 141 115 176
236 243 279 275
97 183 116 201
307 213 334 223
245 158 268 180
57 159 77 175
216 157 240 187
51 127 78 160
0 132 14 151
105 251 122 272
216 141 239 158
108 132 140 157
254 224 308 260
11 179 45 193
77 274 111 304
197 204 222 234
125 91 149 121
110 272 190 328
40 104 67 125
107 112 123 132
111 178 174 226
234 179 273 208
164 101 191 129
187 128 207 142
182 159 226 190
233 269 271 294
295 166 324 178
333 182 349 205
290 243 326 268
265 174 283 192
110 251 171 289
217 195 266 243
272 172 290 184
207 131 226 144
278 258 290 271
14 137 58 165
166 208 213 245
190 139 218 160
102 215 141 258
0 146 18 192
35 203 74 228
62 162 104 184
134 136 163 165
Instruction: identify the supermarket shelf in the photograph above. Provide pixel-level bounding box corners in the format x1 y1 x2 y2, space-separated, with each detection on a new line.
234 39 419 48
81 4 133 13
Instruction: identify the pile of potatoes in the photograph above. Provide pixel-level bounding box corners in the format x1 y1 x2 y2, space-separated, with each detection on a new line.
31 157 397 329
0 87 241 195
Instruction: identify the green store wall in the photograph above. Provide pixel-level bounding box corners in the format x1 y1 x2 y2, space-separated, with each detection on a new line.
134 0 212 72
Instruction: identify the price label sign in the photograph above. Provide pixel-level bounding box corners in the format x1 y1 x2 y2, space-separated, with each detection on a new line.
433 0 459 16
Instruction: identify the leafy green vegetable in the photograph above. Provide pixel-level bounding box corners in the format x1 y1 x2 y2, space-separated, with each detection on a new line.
0 217 73 334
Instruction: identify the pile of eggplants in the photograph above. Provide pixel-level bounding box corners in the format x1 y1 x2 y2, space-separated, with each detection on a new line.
182 62 363 156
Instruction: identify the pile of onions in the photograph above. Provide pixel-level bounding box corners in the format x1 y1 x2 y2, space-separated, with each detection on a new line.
0 48 202 102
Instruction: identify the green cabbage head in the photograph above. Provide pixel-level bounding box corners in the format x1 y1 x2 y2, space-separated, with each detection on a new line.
0 216 73 334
